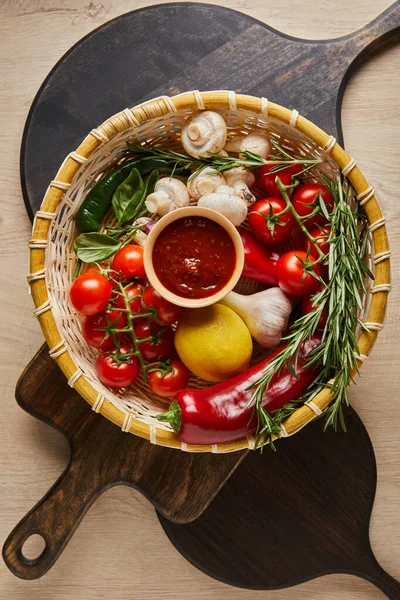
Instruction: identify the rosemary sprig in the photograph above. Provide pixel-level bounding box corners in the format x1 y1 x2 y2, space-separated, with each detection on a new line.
126 140 324 181
248 173 373 449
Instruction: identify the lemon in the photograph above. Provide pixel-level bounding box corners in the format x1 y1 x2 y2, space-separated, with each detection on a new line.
174 304 252 382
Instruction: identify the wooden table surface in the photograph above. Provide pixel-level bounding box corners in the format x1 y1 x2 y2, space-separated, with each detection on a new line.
0 1 399 598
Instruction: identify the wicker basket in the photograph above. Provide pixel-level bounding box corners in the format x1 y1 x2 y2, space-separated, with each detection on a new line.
28 90 391 453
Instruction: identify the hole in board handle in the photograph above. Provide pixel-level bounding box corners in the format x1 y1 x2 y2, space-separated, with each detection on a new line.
21 534 46 563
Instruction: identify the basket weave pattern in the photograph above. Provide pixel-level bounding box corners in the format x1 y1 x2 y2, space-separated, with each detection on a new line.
29 91 391 453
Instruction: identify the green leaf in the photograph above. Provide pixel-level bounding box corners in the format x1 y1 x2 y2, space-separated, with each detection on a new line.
73 233 121 263
112 168 145 224
139 169 159 214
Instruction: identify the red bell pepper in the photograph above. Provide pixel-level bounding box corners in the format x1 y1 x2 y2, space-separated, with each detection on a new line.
239 230 282 286
158 335 320 445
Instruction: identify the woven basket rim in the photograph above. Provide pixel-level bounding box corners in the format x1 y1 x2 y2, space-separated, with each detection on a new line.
29 90 391 453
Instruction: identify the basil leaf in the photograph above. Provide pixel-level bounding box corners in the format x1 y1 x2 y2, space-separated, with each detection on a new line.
136 169 159 215
112 168 144 224
73 233 121 263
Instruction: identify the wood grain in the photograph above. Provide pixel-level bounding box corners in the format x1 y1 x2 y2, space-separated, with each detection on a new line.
0 1 399 599
2 345 245 579
159 406 400 597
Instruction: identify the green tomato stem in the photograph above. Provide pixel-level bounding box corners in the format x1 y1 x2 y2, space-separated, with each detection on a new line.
276 178 326 260
116 280 148 377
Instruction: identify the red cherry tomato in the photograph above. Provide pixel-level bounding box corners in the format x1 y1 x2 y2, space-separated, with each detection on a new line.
301 294 328 330
112 245 145 279
81 308 127 350
141 286 183 326
248 198 294 244
70 270 112 316
292 184 334 229
305 225 331 256
148 358 190 398
258 163 303 198
277 250 321 296
114 281 146 317
134 321 175 362
96 343 140 389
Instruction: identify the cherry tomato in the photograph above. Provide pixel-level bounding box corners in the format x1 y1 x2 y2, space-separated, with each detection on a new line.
305 225 331 256
81 308 127 350
134 321 175 362
141 286 183 326
96 343 140 389
114 281 146 317
258 163 303 198
292 184 334 229
277 250 321 296
148 358 190 398
248 198 294 243
70 270 112 316
112 245 145 279
301 293 328 330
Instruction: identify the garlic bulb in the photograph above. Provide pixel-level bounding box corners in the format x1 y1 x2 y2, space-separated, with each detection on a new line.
219 288 292 348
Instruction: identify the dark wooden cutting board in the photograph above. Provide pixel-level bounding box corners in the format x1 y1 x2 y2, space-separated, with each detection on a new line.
159 407 400 599
2 346 245 580
4 0 399 587
21 1 400 217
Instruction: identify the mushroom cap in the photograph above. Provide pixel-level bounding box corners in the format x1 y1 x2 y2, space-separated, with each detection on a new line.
181 111 228 158
198 187 248 226
146 178 190 215
187 167 226 200
224 166 252 185
155 177 190 205
225 133 271 159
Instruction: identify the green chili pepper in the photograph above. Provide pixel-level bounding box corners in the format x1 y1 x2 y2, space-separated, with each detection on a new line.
76 158 190 232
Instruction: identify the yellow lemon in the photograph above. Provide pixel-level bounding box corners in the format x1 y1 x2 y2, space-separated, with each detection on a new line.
174 304 252 382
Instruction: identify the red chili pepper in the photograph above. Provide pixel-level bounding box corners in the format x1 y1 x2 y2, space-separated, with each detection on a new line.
158 335 320 445
239 230 282 286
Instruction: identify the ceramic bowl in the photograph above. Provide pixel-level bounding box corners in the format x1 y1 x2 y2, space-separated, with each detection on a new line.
143 206 244 308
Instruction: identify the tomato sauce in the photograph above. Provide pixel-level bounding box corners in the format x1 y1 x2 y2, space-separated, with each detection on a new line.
153 216 236 299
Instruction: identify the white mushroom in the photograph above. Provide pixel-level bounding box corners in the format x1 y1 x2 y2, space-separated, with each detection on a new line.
197 185 248 226
224 133 271 158
224 167 256 204
187 167 226 200
145 178 190 216
181 111 227 158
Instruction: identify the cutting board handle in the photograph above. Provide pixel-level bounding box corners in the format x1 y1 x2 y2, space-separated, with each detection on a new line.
351 548 400 600
359 560 400 600
2 457 108 580
348 1 400 56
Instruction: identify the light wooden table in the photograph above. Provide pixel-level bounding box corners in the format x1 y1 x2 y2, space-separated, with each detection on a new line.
0 1 399 598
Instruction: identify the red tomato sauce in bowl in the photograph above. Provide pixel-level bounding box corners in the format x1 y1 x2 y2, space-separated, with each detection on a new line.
152 216 236 299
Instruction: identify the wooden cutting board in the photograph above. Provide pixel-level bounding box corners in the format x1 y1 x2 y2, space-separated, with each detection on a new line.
159 407 400 599
4 0 399 585
2 345 245 580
